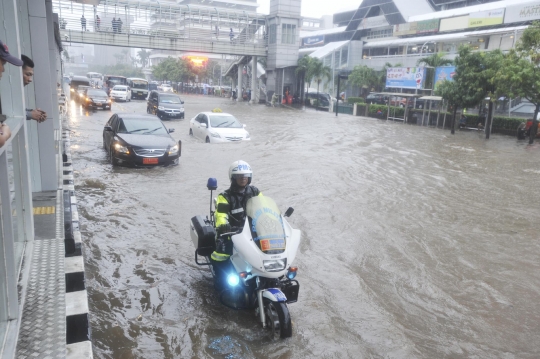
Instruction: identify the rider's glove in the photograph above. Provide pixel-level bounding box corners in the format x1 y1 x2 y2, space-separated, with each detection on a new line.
217 223 231 235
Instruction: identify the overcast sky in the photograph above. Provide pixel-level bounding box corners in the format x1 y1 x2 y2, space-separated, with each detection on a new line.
256 0 358 18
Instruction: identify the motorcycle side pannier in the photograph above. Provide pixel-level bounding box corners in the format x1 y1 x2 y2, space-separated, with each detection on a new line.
190 215 216 257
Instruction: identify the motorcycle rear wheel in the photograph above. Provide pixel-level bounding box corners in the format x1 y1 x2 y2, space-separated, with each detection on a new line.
264 298 292 339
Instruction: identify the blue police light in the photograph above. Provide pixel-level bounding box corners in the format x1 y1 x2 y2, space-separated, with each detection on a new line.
227 273 240 286
207 177 217 190
287 271 297 280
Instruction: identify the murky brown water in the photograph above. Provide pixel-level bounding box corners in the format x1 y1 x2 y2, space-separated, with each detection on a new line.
67 95 540 358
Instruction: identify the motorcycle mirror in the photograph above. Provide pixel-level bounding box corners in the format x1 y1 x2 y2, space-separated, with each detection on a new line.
216 203 230 213
207 178 217 190
284 207 294 217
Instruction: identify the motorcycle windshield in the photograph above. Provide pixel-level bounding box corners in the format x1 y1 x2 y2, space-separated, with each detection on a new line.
246 196 286 254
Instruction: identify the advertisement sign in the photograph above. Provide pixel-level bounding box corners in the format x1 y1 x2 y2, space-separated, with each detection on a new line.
468 8 505 27
386 67 426 89
434 66 456 90
394 19 439 37
302 35 325 46
360 15 389 29
504 1 540 24
417 19 439 34
440 15 469 32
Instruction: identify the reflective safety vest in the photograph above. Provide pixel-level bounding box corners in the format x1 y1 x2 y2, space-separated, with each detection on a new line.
215 185 261 228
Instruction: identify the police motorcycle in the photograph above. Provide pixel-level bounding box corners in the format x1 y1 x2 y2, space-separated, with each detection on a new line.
190 178 301 339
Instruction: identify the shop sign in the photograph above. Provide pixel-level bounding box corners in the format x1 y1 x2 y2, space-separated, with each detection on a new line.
504 1 540 24
302 35 325 46
434 66 456 90
468 8 505 28
394 22 417 36
360 15 389 29
416 19 439 34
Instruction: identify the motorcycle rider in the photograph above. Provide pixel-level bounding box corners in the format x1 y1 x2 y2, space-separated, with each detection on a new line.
211 160 262 288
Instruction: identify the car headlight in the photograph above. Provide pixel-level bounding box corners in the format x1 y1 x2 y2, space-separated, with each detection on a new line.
158 106 165 111
263 259 287 272
210 131 221 138
107 99 111 103
70 88 74 92
86 98 91 102
180 108 184 112
114 143 129 154
168 144 179 155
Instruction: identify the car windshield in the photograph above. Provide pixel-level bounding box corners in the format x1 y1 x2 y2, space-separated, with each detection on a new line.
118 118 168 135
246 196 286 254
88 90 107 96
209 114 243 128
159 95 181 104
131 82 147 89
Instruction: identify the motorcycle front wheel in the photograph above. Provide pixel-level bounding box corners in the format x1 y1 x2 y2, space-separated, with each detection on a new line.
264 298 292 339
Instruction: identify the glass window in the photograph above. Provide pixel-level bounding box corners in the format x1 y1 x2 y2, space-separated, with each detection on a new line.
281 24 296 45
334 51 340 67
269 24 277 44
209 114 243 128
341 48 348 66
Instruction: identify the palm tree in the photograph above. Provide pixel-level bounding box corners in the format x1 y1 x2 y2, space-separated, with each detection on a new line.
296 56 314 105
416 52 453 67
137 49 151 68
308 58 332 105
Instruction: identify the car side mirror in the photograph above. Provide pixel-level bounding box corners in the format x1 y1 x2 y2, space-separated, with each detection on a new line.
181 101 184 104
200 123 207 128
284 207 294 217
168 128 175 133
104 126 113 132
216 203 230 213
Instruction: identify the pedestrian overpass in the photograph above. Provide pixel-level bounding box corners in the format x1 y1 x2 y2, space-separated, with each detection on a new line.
56 0 267 57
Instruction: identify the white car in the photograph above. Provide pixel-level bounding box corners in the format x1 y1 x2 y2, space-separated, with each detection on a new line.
159 84 173 92
189 112 250 143
110 85 132 102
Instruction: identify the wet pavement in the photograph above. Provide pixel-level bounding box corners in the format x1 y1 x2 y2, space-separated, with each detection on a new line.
66 94 540 358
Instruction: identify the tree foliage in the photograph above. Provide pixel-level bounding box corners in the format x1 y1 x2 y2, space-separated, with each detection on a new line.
87 63 144 78
349 65 379 96
416 52 453 67
309 58 332 94
137 49 151 67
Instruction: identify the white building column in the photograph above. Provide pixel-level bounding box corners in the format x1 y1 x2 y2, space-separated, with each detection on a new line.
251 56 258 104
26 0 58 191
237 64 243 102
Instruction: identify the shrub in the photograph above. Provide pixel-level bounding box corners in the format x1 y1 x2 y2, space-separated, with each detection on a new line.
347 97 364 104
368 104 404 117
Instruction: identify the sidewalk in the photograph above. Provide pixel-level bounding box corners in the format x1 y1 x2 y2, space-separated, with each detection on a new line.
15 121 92 358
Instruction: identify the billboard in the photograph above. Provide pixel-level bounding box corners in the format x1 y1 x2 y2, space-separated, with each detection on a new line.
440 15 469 32
504 1 540 24
468 8 505 28
434 66 456 90
394 20 439 36
302 35 325 46
386 67 426 89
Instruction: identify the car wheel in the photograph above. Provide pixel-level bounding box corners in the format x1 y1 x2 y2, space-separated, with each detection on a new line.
109 148 118 166
205 136 210 143
189 128 193 136
103 137 107 150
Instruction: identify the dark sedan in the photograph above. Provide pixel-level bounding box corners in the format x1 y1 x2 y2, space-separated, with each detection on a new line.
102 113 181 167
83 89 112 110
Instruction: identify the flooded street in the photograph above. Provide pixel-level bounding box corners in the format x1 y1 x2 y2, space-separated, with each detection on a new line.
67 95 540 358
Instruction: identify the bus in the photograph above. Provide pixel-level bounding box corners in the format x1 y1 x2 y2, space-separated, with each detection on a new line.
103 75 127 95
127 78 149 99
86 72 102 88
69 75 91 95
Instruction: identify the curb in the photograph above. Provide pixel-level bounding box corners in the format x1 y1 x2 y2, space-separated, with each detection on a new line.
62 129 93 359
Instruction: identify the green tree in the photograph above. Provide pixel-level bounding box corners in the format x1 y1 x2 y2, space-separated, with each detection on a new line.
416 52 453 67
121 49 130 64
495 21 540 143
137 49 151 67
308 58 331 99
349 65 378 98
296 56 315 105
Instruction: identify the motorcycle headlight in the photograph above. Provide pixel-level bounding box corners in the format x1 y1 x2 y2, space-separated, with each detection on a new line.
210 131 221 138
158 106 165 111
168 144 179 155
227 273 239 286
263 259 287 272
114 143 129 154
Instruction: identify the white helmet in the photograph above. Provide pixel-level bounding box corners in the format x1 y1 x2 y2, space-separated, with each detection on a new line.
229 160 252 184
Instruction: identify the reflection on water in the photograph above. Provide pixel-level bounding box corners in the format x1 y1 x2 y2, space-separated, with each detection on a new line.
69 97 540 358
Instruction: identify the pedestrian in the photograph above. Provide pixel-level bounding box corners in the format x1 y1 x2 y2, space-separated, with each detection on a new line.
81 15 86 31
112 17 117 33
21 55 47 123
95 15 100 31
117 18 123 33
271 92 278 107
229 28 234 42
0 39 24 148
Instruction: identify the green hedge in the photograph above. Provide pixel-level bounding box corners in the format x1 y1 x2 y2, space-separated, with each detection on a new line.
348 97 364 104
368 104 404 117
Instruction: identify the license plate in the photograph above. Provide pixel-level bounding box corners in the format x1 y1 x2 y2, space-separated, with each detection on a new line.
143 158 159 165
260 238 285 251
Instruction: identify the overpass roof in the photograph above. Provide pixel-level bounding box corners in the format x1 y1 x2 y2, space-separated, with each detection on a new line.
309 40 349 59
363 25 527 48
409 0 535 22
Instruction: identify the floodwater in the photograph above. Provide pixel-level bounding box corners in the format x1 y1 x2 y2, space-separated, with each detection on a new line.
67 94 540 359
